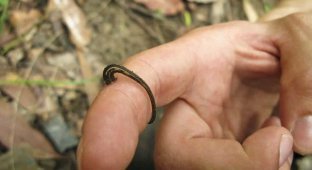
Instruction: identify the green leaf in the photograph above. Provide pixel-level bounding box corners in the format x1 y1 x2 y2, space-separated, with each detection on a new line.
0 0 9 33
0 0 8 6
263 2 273 13
183 11 192 27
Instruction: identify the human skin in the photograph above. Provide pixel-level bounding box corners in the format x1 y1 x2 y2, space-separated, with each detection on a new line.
77 4 312 170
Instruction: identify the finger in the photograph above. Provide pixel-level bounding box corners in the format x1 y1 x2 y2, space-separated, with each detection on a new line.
77 23 250 169
261 115 294 169
259 0 312 21
79 30 218 169
279 152 293 170
267 12 312 154
242 125 293 170
155 100 293 170
261 116 282 128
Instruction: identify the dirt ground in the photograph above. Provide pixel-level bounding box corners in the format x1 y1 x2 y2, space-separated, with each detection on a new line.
0 0 311 169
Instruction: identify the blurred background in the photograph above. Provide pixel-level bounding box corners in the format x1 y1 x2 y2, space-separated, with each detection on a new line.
0 0 311 169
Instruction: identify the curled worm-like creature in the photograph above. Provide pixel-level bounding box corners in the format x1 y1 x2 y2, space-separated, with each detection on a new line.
103 64 156 124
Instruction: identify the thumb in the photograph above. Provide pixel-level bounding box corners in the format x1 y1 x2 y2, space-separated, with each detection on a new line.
155 100 293 169
243 126 293 169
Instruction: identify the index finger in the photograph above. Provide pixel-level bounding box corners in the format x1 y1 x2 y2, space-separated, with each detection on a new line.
78 37 198 169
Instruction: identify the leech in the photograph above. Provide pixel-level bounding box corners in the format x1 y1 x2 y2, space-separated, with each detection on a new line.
103 64 156 124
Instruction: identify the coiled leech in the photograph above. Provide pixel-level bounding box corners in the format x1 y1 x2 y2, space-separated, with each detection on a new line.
103 64 156 124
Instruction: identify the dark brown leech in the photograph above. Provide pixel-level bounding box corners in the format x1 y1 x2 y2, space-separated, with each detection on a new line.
103 64 156 124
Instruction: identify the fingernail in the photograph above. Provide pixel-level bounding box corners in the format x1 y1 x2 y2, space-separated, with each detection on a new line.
279 134 293 167
292 115 312 152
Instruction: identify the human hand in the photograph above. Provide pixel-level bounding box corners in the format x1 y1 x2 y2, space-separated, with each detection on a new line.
77 12 312 170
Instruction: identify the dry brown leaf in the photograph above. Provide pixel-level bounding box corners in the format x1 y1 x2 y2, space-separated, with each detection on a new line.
48 0 91 48
0 57 10 77
76 49 99 104
211 0 225 24
0 27 15 47
135 0 184 15
47 0 96 103
9 9 41 35
1 73 38 111
7 48 24 67
0 100 59 159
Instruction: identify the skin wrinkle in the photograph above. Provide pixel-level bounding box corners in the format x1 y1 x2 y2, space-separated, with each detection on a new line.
234 43 279 77
202 63 233 138
236 24 280 57
226 94 245 140
225 32 280 140
227 80 279 141
223 75 240 140
177 99 213 140
185 56 233 138
196 103 225 138
180 79 227 136
178 92 225 139
220 48 238 139
249 33 280 58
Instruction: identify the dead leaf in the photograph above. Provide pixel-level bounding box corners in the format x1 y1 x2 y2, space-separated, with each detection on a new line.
0 148 42 170
76 49 99 104
46 52 80 78
135 0 184 16
7 48 24 67
211 0 225 24
0 57 10 77
243 0 259 22
0 27 15 47
48 0 91 48
9 9 41 35
47 0 97 103
1 73 38 111
0 100 59 159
